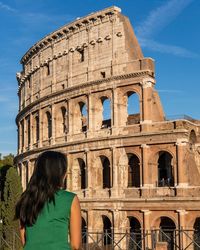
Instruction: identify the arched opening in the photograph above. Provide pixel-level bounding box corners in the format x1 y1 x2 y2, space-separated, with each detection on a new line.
78 158 87 189
46 111 52 139
35 115 39 142
128 217 142 250
158 152 174 187
127 92 140 125
79 102 87 132
159 217 176 250
61 107 67 133
101 156 111 189
127 154 140 188
189 130 196 150
82 217 87 244
194 218 200 249
102 215 112 246
101 97 111 128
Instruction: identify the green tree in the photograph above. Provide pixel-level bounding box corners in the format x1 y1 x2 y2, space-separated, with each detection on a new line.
0 154 14 169
1 167 22 249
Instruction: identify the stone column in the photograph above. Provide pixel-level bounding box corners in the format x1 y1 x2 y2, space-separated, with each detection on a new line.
176 139 188 186
68 99 73 140
30 113 33 150
141 78 154 129
112 147 119 197
52 45 56 92
141 144 151 187
85 150 93 197
51 105 56 145
177 210 188 249
112 88 118 135
141 210 152 249
87 93 94 135
39 110 43 147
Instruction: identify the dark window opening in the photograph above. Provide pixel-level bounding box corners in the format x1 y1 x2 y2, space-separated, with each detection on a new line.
46 64 50 75
158 152 174 187
61 107 67 133
78 159 87 189
194 218 200 250
46 111 52 139
35 116 39 141
101 156 111 189
82 217 87 244
102 216 112 246
128 154 140 187
128 217 142 250
78 49 84 62
101 71 106 78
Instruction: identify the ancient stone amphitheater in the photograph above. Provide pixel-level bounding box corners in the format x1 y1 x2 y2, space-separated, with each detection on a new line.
15 6 200 249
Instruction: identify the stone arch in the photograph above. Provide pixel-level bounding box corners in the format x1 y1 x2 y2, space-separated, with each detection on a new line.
127 91 140 125
189 130 197 150
42 110 52 140
157 151 174 187
78 158 87 189
55 105 67 138
102 215 112 246
101 96 111 128
100 155 111 189
79 102 88 132
128 216 142 250
158 217 176 250
127 153 140 188
33 113 39 143
72 157 86 190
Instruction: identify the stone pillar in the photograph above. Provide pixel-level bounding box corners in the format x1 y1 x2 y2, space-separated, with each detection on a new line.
176 139 188 186
51 105 56 145
141 210 152 249
30 114 33 150
141 144 151 187
52 45 56 92
21 162 26 191
87 94 93 135
68 99 73 140
141 78 154 132
39 110 43 147
85 150 93 197
177 209 188 249
112 88 118 135
112 147 118 197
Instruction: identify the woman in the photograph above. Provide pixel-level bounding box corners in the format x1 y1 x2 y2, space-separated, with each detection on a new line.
15 151 82 250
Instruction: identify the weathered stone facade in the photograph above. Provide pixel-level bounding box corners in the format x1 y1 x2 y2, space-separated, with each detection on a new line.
15 6 200 249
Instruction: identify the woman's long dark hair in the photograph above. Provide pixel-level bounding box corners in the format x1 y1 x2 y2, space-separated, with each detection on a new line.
15 151 67 227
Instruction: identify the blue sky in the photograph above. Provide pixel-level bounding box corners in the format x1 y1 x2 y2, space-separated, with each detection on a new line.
0 0 200 156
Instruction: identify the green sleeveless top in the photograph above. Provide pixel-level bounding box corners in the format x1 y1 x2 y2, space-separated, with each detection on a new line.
24 190 76 250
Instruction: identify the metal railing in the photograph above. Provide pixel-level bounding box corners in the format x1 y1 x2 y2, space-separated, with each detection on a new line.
1 229 200 250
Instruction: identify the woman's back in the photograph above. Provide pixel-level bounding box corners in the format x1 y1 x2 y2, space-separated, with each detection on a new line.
24 190 75 250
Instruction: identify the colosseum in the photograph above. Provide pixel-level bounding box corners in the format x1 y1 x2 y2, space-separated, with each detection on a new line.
15 6 200 250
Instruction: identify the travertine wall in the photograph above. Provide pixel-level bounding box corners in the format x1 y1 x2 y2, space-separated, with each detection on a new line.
15 6 200 249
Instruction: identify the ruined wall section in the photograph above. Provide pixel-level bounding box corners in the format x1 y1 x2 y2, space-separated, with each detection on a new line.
17 7 155 112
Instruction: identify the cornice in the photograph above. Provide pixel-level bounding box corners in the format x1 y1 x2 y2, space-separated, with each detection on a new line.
16 70 153 122
20 6 121 65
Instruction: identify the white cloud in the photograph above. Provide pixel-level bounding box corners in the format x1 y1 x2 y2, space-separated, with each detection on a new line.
139 38 199 58
135 0 197 58
0 1 16 12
